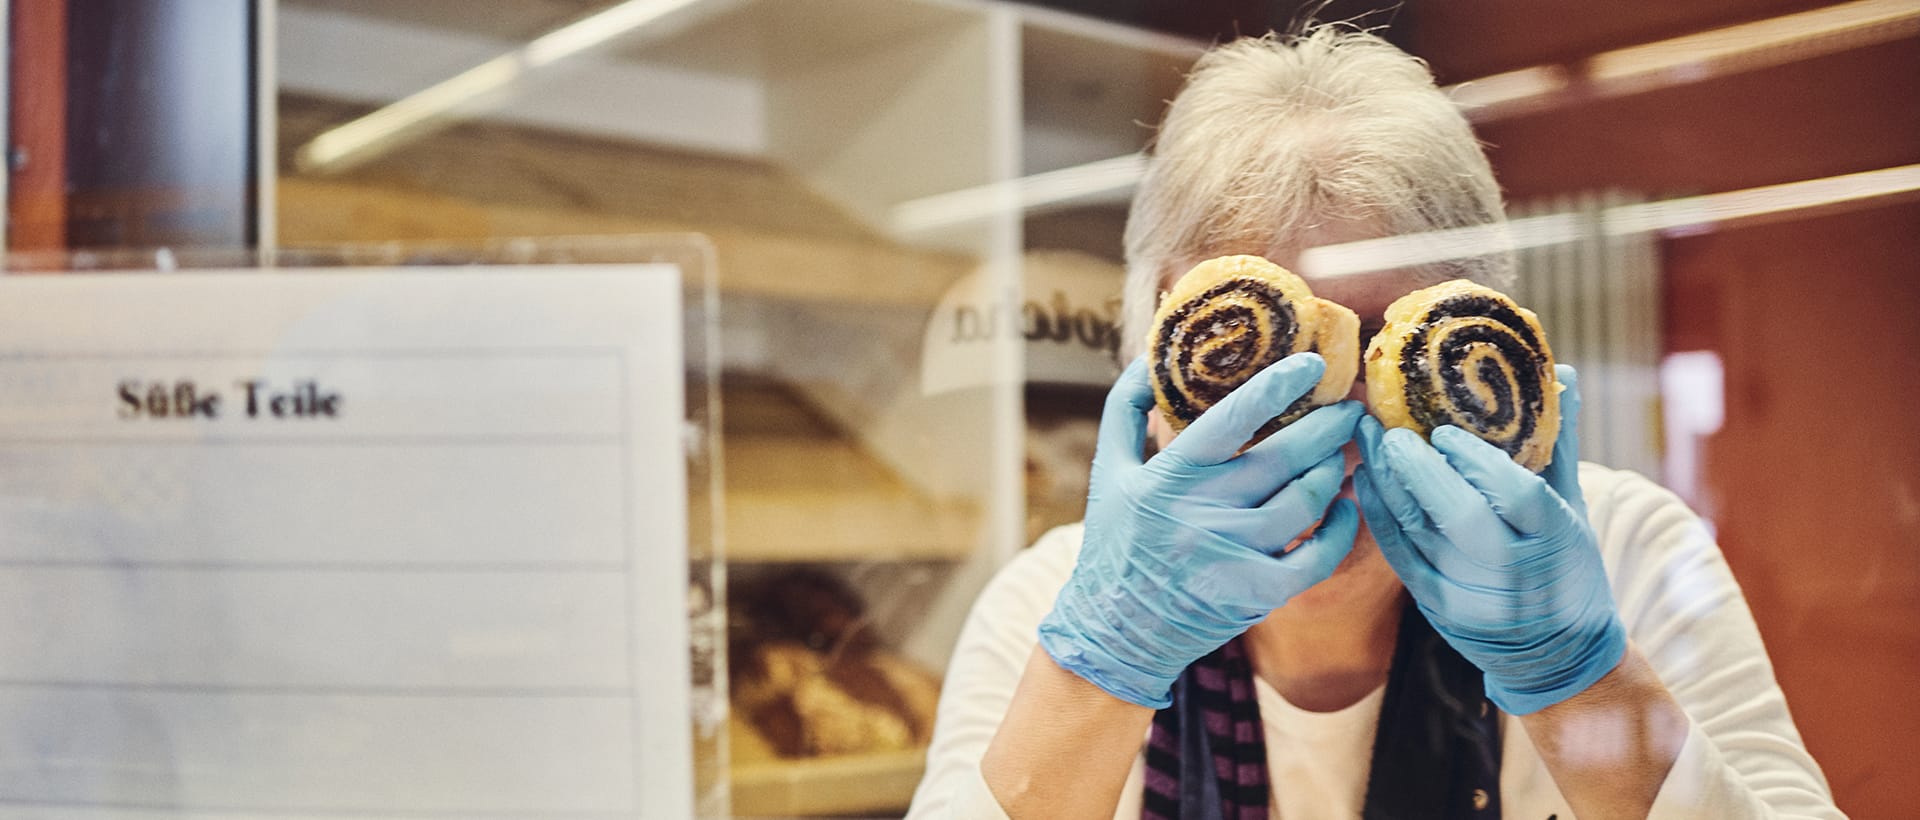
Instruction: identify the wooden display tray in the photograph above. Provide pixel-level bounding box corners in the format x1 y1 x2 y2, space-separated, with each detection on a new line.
720 380 982 562
731 749 927 817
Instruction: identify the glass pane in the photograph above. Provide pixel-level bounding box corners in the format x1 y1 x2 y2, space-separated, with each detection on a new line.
0 240 721 817
276 2 1020 815
264 2 1920 817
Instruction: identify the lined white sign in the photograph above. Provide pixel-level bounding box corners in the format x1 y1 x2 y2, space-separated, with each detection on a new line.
0 268 692 818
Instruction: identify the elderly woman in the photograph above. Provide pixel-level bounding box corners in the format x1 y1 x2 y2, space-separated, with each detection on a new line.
905 26 1842 820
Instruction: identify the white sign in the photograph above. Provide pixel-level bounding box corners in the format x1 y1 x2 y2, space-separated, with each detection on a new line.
921 250 1125 394
0 267 693 818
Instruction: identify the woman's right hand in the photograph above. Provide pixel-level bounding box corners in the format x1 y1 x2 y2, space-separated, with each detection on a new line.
1036 353 1363 708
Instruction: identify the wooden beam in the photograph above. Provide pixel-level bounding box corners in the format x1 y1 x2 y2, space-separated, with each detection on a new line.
7 0 67 250
1406 0 1848 82
1479 34 1920 201
277 176 975 309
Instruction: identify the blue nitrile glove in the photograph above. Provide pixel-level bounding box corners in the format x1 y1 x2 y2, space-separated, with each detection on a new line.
1037 353 1363 708
1354 365 1626 715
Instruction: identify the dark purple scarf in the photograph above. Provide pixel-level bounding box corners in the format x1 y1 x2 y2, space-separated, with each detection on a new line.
1143 605 1502 820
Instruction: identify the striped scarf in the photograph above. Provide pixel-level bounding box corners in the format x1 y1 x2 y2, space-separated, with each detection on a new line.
1143 604 1503 820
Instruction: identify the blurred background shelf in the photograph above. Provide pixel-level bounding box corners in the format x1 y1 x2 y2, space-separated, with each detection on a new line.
277 97 977 310
271 8 1176 813
730 750 928 818
723 379 980 562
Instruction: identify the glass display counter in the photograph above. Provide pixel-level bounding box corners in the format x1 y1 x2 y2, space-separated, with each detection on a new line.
271 2 1197 814
10 0 1914 815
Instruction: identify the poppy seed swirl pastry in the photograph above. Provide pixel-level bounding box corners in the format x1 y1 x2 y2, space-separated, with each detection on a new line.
1148 255 1360 441
1365 279 1562 472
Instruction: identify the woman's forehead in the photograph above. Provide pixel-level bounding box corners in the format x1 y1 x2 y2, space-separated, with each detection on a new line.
1155 263 1424 320
1154 218 1425 318
1303 269 1425 319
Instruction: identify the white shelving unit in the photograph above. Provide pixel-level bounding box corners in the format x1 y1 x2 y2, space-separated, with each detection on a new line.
274 2 1202 814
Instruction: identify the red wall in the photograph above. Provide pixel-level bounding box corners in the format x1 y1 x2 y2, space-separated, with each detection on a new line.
1475 25 1920 818
1666 203 1920 813
7 0 67 249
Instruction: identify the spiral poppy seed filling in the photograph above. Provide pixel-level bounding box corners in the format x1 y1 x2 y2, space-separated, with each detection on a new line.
1147 256 1360 442
1153 279 1299 427
1399 297 1548 459
1368 280 1560 472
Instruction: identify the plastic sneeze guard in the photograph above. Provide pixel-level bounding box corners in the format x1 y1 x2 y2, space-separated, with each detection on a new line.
0 237 725 819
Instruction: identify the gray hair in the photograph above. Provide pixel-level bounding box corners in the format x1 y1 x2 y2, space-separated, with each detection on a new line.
1121 26 1514 360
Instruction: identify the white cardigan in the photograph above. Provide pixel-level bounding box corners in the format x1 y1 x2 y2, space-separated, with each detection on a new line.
906 464 1845 819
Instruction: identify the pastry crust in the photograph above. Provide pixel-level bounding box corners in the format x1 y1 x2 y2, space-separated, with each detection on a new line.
1147 255 1360 439
727 569 944 760
1365 279 1561 472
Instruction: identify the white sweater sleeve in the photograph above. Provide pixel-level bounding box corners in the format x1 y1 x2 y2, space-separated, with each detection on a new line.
903 526 1082 820
1587 465 1844 819
905 469 1844 819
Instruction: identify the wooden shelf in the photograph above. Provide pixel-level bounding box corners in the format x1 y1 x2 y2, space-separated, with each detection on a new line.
273 0 1213 570
720 380 981 563
277 175 973 311
731 749 926 817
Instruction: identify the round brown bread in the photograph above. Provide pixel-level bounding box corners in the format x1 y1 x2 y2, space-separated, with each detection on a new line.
1364 279 1562 472
1146 255 1359 443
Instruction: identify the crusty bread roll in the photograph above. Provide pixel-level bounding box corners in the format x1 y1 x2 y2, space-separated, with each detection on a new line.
727 569 944 760
1365 279 1561 472
1147 255 1359 442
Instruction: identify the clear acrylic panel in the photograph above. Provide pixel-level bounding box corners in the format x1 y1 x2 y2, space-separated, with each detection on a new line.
0 237 724 818
276 2 1027 814
241 1 1919 817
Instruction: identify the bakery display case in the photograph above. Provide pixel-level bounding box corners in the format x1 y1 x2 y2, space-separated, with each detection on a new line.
270 0 1196 815
11 0 1909 815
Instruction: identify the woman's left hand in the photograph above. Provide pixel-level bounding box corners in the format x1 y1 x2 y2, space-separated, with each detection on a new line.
1355 365 1628 715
